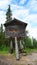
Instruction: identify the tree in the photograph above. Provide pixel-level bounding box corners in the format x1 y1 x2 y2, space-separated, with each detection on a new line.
5 5 13 53
33 38 37 48
1 24 3 33
6 5 12 22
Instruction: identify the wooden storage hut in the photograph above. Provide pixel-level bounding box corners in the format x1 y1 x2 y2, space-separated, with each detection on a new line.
4 18 27 60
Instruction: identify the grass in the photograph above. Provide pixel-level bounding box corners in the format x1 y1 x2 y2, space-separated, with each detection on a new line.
0 45 10 55
0 44 37 55
24 48 37 55
31 48 37 52
0 51 9 54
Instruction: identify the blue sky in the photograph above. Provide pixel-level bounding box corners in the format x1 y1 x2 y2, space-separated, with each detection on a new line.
0 0 37 39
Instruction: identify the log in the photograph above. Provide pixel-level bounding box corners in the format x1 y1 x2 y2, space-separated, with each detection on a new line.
10 40 13 54
20 40 23 49
15 37 20 60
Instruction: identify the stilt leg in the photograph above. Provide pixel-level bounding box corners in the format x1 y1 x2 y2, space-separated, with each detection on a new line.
19 40 23 53
15 37 20 60
20 40 23 49
10 40 13 53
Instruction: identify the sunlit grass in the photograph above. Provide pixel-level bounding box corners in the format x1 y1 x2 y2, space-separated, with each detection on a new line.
24 48 37 55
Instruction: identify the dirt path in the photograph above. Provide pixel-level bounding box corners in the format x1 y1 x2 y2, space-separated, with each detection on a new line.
0 53 37 65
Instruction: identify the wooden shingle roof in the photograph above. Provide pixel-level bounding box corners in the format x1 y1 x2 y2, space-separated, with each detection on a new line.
4 18 27 27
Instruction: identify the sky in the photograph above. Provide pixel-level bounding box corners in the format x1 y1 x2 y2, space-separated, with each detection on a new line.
0 0 37 39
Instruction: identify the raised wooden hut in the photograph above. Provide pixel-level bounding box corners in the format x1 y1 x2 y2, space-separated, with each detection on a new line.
4 18 27 60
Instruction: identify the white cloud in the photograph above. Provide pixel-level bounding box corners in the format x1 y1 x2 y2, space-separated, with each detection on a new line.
0 11 6 25
11 4 29 21
25 14 37 24
27 25 37 40
0 0 11 10
11 4 24 11
0 0 12 25
19 0 26 5
29 0 37 13
24 14 37 39
13 9 29 20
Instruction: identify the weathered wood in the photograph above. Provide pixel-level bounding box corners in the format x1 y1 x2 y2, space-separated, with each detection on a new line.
10 40 13 53
20 40 23 49
31 37 33 46
5 28 25 38
15 37 20 60
4 18 27 38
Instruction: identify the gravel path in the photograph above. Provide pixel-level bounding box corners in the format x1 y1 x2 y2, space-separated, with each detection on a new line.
0 53 37 65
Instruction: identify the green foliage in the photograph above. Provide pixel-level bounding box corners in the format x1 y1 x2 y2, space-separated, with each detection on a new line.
0 24 10 52
24 48 37 55
0 45 9 51
1 24 3 33
33 39 37 48
24 36 32 48
0 32 10 51
24 36 37 49
6 5 12 22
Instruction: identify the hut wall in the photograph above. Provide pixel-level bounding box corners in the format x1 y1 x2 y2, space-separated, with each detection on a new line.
5 25 26 38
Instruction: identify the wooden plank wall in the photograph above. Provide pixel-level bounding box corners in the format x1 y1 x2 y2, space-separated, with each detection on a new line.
5 25 26 38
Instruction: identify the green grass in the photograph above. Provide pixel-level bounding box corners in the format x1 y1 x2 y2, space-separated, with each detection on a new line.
0 51 9 54
31 48 37 52
0 45 10 54
24 48 37 55
0 45 37 55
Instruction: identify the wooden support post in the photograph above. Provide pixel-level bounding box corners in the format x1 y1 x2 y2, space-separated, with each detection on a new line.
15 37 20 60
20 40 23 49
31 37 33 46
10 40 13 53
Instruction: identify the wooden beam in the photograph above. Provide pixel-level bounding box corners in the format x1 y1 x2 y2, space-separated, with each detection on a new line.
10 40 13 53
15 37 20 60
20 40 23 49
